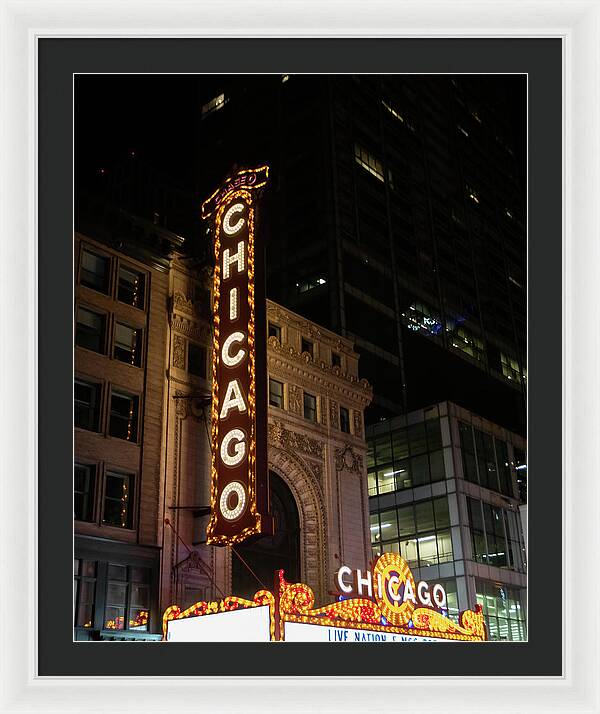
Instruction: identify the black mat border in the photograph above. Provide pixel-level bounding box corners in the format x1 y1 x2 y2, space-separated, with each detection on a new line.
39 37 562 677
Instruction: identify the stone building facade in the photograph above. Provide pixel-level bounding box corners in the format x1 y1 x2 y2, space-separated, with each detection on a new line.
74 220 372 639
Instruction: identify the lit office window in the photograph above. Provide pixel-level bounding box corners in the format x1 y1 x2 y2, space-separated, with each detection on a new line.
201 93 227 118
80 248 110 294
303 392 317 422
114 323 142 366
109 390 139 442
354 143 385 182
76 307 106 353
467 497 525 573
104 564 150 631
501 353 521 383
103 471 134 528
269 378 284 408
296 276 327 294
118 265 146 309
476 580 526 641
447 321 485 362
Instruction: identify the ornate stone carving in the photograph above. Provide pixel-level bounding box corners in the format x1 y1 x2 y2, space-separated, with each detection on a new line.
353 410 363 438
288 384 302 414
335 445 364 474
329 399 339 429
172 315 211 343
173 335 186 369
268 420 324 458
174 389 188 418
172 291 195 316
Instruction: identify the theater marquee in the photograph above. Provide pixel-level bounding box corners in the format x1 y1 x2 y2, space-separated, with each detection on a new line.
204 166 273 546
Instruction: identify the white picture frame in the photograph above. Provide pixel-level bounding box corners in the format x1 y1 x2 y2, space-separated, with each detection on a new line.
1 1 598 711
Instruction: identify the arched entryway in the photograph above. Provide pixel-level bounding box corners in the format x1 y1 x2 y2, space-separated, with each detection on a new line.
232 471 300 599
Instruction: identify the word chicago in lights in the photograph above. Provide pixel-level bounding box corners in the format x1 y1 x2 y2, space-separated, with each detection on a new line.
163 552 487 642
203 165 273 546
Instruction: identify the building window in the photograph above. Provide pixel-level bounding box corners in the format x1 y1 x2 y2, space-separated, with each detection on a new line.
269 378 284 408
74 463 96 522
74 559 97 629
118 264 146 309
74 379 100 431
303 392 317 422
381 99 404 123
476 580 526 641
296 276 327 293
370 497 453 568
301 338 313 357
331 351 341 368
103 471 134 528
340 406 350 433
114 323 142 367
201 93 227 118
109 390 139 442
501 353 521 383
467 497 525 573
104 564 150 631
76 307 106 353
459 421 514 497
188 343 206 378
354 143 384 182
80 248 110 294
514 447 527 503
268 322 281 341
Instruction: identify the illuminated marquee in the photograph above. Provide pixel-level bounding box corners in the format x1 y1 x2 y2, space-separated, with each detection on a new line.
205 166 272 546
163 552 487 642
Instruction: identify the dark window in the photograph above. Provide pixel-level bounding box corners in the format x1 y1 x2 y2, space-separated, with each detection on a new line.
114 323 142 366
75 380 100 431
109 390 139 442
269 378 284 408
118 265 146 309
103 471 134 529
73 559 97 629
76 307 105 353
188 343 206 378
268 322 281 341
301 338 313 357
340 406 350 433
74 463 95 522
80 249 110 294
104 563 150 631
331 351 341 368
303 392 317 422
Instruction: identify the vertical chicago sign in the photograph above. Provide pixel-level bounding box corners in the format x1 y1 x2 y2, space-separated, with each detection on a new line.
202 166 273 545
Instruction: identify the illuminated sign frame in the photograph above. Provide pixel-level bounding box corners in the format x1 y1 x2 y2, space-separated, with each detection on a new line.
163 552 487 642
205 166 272 546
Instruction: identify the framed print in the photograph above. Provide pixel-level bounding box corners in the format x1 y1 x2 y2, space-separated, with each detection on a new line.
1 1 599 713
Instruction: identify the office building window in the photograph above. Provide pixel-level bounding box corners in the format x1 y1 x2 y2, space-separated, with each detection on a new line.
188 343 206 378
118 265 146 309
296 276 327 293
370 497 453 568
459 422 514 496
269 378 284 408
114 323 142 366
303 392 317 422
354 143 384 182
75 380 100 431
103 471 134 529
340 406 350 433
80 248 110 294
73 559 97 629
201 93 227 118
74 463 96 522
104 564 150 631
76 307 106 353
331 351 341 368
301 338 313 357
367 418 445 495
476 580 526 641
501 353 521 383
268 322 281 341
514 447 527 502
467 497 525 573
109 390 139 442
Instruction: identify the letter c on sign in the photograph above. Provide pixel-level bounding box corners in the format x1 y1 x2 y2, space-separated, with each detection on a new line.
222 331 246 368
336 566 353 593
223 203 245 236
